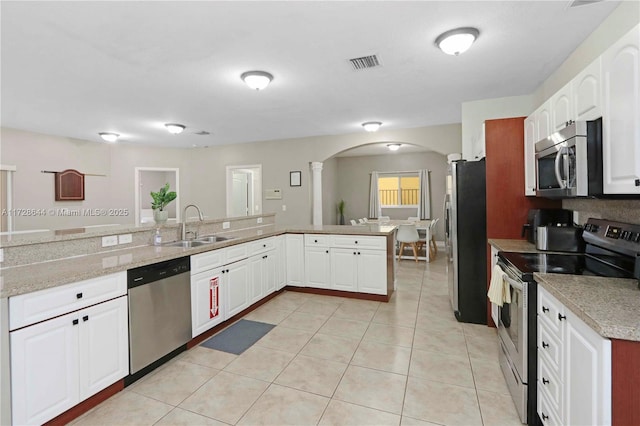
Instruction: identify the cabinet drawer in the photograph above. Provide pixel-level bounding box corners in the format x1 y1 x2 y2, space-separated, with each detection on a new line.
538 288 564 337
225 243 249 264
248 237 275 255
538 320 562 375
9 272 126 331
191 249 225 275
330 235 386 250
538 357 563 415
538 390 562 426
305 234 330 247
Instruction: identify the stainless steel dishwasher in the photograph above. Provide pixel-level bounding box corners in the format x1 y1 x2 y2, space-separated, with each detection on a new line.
127 256 191 375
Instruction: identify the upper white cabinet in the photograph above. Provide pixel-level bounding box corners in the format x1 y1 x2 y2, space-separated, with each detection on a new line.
573 56 602 121
524 115 537 196
536 100 552 141
550 82 574 132
602 24 640 195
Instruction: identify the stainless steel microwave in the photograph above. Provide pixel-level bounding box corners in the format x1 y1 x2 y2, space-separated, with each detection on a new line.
535 118 603 198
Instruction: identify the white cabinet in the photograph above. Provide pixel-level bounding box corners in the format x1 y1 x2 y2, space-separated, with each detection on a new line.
550 82 574 132
249 250 276 304
305 246 331 289
602 24 640 195
329 236 387 295
10 296 128 426
275 235 286 290
286 234 304 287
191 266 225 338
354 249 387 295
535 100 552 141
330 248 358 292
524 115 537 196
537 287 611 426
470 123 486 160
225 259 250 318
573 56 602 121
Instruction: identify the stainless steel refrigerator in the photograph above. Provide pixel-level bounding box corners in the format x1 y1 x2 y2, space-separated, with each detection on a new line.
444 159 487 324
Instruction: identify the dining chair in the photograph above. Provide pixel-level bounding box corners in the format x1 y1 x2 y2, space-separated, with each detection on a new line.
358 218 365 224
407 216 419 223
361 218 368 223
396 224 420 262
350 219 357 225
428 218 440 261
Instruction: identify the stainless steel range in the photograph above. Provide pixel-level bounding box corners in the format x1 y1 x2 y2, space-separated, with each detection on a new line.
497 218 640 425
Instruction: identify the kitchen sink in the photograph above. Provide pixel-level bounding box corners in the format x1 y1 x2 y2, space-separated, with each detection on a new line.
162 240 210 248
196 235 236 243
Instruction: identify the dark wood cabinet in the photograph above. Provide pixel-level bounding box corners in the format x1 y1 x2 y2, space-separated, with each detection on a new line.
55 169 85 201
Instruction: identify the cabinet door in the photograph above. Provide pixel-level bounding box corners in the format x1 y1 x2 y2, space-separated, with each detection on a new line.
564 313 612 426
536 100 552 140
285 234 304 286
10 312 79 425
524 115 537 196
226 259 250 318
551 82 574 132
356 249 387 295
275 236 286 290
330 248 358 292
263 252 277 295
191 267 225 338
248 255 264 305
602 24 640 195
305 247 331 289
79 296 129 399
573 57 602 121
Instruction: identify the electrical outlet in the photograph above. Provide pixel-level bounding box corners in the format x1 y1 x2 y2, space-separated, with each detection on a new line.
282 205 287 211
222 221 230 229
257 217 263 224
118 234 132 244
101 235 118 247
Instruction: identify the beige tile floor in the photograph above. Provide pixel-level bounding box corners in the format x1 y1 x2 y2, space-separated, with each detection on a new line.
71 256 522 426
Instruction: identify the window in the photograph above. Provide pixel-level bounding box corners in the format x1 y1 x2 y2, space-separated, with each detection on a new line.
378 174 419 207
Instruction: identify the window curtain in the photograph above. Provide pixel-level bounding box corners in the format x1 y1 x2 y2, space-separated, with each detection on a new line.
369 171 380 219
418 169 431 220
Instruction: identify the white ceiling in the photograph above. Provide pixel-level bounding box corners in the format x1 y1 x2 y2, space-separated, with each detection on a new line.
335 142 432 157
1 1 619 148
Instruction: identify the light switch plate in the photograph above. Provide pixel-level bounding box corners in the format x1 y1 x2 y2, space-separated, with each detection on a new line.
257 217 263 224
282 205 287 211
222 221 230 229
118 234 132 244
102 235 118 247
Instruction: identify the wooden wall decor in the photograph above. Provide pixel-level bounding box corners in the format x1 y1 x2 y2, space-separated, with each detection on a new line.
55 169 85 201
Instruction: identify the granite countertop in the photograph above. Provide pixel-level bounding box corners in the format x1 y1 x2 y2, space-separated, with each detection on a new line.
0 224 396 298
488 238 541 253
535 273 640 341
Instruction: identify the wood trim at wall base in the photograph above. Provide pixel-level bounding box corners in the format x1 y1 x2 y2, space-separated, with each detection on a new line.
186 288 285 349
612 338 640 426
43 380 124 426
284 286 390 302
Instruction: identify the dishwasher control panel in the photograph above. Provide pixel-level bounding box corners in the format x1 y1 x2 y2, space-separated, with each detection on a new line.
127 256 191 288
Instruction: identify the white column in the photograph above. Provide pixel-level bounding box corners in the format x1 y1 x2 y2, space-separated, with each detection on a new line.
311 162 323 226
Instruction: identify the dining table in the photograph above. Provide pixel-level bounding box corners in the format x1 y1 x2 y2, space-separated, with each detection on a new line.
363 218 433 261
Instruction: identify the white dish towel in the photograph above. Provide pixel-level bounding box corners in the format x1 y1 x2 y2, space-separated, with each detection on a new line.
488 265 511 307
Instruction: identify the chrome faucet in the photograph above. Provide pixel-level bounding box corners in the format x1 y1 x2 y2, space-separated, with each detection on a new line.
182 204 204 240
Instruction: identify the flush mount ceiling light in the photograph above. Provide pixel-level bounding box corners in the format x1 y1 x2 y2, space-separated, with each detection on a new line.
435 27 480 56
165 123 186 134
241 71 274 91
98 132 119 143
362 121 382 132
387 143 401 151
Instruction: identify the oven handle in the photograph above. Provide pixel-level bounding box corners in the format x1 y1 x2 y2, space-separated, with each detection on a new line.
503 274 524 291
555 146 567 189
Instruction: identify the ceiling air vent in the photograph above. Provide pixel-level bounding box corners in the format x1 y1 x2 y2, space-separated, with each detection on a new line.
349 54 380 70
569 0 602 7
194 130 210 136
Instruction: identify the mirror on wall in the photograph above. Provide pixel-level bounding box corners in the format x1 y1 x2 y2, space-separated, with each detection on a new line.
134 167 180 225
226 165 262 217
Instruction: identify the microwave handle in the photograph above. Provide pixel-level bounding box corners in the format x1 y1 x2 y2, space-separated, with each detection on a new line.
555 147 567 189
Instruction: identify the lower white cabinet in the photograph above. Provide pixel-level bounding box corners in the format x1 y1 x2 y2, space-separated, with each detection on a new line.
286 234 304 286
355 249 387 295
330 248 358 292
275 235 286 290
191 266 225 338
10 296 128 426
305 246 331 289
225 259 250 318
249 251 276 304
537 286 611 426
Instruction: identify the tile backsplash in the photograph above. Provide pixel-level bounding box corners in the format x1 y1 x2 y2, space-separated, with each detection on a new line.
563 199 640 225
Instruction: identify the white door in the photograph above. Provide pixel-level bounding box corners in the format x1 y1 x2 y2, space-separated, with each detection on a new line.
275 236 286 290
231 171 250 217
330 248 358 292
263 252 277 295
551 82 574 132
602 24 640 195
10 312 79 425
79 296 129 399
285 234 304 287
191 267 225 338
524 115 537 196
226 259 250 318
356 249 387 295
573 57 602 121
248 255 264 304
305 247 331 289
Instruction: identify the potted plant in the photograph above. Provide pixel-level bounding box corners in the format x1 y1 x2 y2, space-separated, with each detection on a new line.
337 199 346 225
150 183 177 224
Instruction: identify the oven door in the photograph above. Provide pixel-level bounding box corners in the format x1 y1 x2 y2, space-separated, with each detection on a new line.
535 141 577 198
496 261 528 381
